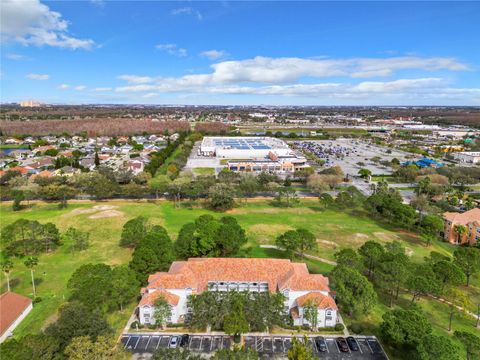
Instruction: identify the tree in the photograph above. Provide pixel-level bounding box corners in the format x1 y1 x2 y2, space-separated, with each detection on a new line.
56 184 76 209
303 301 319 330
276 230 300 260
110 265 139 311
224 296 249 338
453 247 480 286
154 296 172 328
67 264 113 312
419 215 444 238
273 187 299 207
64 335 121 360
287 337 315 360
358 168 372 179
416 334 462 360
45 302 112 352
454 224 468 245
63 227 90 252
295 228 317 258
407 264 441 303
152 348 203 360
94 151 100 166
433 260 465 292
149 175 171 199
11 189 25 211
24 256 38 298
211 348 259 360
454 331 480 360
0 334 60 360
380 308 432 349
119 216 150 248
330 265 377 315
306 174 330 194
376 251 409 307
318 193 334 210
444 287 471 332
208 183 235 211
334 248 363 270
358 241 385 279
238 174 259 199
1 260 13 292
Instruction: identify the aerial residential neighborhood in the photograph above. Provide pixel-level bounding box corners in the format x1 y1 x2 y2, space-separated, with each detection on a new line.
1 1 480 360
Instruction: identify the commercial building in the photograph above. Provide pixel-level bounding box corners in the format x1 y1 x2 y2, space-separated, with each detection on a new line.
138 258 338 328
0 292 33 343
199 137 309 174
452 151 480 164
443 208 480 245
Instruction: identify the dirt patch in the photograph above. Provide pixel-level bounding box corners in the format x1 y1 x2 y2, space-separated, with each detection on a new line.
405 247 414 257
373 232 400 242
88 210 124 219
62 208 97 217
228 207 314 215
355 233 369 239
92 205 117 211
317 240 338 249
62 205 120 218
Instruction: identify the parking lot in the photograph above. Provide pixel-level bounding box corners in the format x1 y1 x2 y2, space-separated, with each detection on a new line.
122 333 388 359
244 336 388 359
121 333 231 354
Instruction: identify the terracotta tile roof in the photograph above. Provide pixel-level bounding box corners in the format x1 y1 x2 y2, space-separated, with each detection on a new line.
0 292 32 336
146 258 330 293
139 290 179 307
30 170 53 180
7 166 28 175
295 292 338 310
443 208 480 226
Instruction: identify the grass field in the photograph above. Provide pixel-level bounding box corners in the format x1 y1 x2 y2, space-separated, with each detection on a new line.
192 167 215 176
0 199 478 348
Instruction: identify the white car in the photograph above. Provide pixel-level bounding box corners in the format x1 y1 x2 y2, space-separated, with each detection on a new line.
169 336 179 348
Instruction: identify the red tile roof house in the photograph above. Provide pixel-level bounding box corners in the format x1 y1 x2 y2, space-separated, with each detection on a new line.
0 292 33 343
138 258 338 329
443 208 480 245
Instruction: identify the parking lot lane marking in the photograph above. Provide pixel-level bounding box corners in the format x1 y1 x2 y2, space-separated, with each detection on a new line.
188 336 193 350
145 336 151 350
155 336 161 350
134 336 141 350
199 336 204 351
123 336 132 349
356 338 363 354
366 338 374 353
334 339 340 353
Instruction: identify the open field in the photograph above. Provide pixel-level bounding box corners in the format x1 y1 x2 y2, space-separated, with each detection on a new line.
0 199 478 347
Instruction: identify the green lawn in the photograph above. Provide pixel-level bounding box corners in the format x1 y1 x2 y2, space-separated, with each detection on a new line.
192 167 215 176
0 199 477 347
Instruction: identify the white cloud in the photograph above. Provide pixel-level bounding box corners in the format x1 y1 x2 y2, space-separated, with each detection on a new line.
74 85 86 91
0 0 95 50
93 87 112 91
200 49 228 60
117 75 154 84
171 7 202 20
155 44 187 57
142 93 159 98
90 0 105 7
58 83 70 89
26 73 49 80
6 53 26 60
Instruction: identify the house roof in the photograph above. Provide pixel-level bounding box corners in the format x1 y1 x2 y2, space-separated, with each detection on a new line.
30 170 53 180
443 208 480 226
146 258 331 293
139 290 179 307
295 292 338 310
0 292 32 336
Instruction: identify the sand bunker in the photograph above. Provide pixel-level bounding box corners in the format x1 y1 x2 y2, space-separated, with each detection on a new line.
63 205 123 218
88 210 124 219
317 240 338 249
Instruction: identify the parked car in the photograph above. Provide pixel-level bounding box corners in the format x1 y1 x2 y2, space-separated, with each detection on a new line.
347 336 359 351
169 336 179 348
315 336 327 352
180 334 190 347
336 337 349 352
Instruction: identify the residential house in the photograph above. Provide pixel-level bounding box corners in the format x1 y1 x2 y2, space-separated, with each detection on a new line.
138 258 338 328
443 208 480 245
0 292 33 343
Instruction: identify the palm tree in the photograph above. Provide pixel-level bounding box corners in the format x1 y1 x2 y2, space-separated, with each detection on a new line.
1 260 13 292
454 224 468 245
24 256 38 298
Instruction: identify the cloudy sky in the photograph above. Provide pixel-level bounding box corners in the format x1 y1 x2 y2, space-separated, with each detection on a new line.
1 0 479 105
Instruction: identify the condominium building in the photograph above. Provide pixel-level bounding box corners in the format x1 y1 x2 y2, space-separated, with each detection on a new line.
138 258 338 328
443 208 480 245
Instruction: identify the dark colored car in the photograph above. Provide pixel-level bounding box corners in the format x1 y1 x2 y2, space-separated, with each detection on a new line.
315 336 327 352
346 336 359 351
180 334 190 347
336 337 349 352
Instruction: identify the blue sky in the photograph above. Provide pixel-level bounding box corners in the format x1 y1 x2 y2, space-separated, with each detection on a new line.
1 0 479 105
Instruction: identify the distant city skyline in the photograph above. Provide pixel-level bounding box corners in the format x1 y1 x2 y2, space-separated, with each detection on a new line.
1 0 479 106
